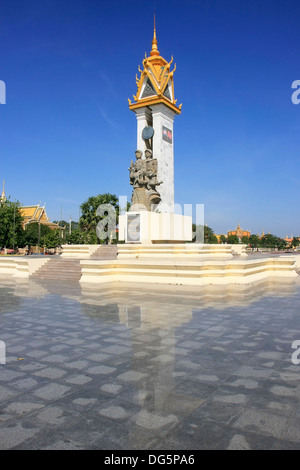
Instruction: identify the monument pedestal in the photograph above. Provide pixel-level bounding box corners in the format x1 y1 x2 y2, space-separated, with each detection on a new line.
118 211 192 244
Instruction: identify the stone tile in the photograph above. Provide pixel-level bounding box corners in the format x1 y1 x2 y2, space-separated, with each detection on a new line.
232 408 288 439
98 405 132 422
116 370 147 383
86 365 116 375
34 383 71 401
0 423 39 450
64 374 92 385
33 367 67 379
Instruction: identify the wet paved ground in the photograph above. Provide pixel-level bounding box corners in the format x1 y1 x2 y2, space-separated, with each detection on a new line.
0 275 300 450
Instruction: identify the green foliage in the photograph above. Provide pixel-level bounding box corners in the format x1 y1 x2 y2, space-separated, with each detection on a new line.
53 220 79 231
65 229 82 245
241 235 250 245
0 199 24 249
192 224 218 243
227 234 239 244
44 230 61 248
204 225 218 244
260 234 287 250
79 193 119 244
65 228 98 245
291 237 300 248
249 234 261 248
21 222 52 247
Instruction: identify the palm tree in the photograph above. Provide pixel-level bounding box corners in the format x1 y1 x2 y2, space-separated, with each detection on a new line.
79 194 119 243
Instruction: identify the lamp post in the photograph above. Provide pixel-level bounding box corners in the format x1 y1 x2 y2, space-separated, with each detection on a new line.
38 221 41 254
12 200 16 254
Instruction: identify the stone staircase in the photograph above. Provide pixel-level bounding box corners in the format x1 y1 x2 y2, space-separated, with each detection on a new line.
31 246 118 281
90 245 118 260
31 258 82 281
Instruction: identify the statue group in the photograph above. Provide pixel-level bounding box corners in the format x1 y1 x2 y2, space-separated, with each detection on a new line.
129 149 161 211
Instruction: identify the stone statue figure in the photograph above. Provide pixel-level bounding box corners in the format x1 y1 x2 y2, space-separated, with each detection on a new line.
129 150 145 188
129 149 161 211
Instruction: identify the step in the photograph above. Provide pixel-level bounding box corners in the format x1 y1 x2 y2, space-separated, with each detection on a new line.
90 245 118 259
31 258 82 281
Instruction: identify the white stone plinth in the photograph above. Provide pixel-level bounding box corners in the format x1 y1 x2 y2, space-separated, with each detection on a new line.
118 211 192 244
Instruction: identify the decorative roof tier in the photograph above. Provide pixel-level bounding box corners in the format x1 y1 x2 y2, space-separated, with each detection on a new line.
128 17 182 115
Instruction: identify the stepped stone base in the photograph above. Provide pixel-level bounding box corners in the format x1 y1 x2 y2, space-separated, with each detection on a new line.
80 256 298 286
61 244 118 259
117 243 247 259
0 251 298 286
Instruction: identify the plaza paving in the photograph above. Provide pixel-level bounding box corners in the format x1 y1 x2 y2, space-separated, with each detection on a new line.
0 274 300 450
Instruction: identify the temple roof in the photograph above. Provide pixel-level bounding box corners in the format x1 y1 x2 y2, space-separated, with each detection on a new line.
19 204 64 231
128 16 182 114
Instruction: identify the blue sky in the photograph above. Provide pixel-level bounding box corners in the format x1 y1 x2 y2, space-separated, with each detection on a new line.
0 0 299 237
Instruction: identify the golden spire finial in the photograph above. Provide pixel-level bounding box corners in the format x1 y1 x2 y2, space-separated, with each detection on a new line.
1 179 6 202
150 12 159 57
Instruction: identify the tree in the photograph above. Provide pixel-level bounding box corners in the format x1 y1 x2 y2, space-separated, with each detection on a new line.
275 237 287 251
65 229 82 245
241 235 250 245
79 194 119 244
21 222 52 247
249 234 261 248
53 220 79 232
44 230 61 249
219 234 227 244
227 234 239 244
260 234 287 250
0 199 24 249
204 225 218 244
291 237 300 248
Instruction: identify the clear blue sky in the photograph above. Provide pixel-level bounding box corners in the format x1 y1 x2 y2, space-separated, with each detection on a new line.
0 0 299 237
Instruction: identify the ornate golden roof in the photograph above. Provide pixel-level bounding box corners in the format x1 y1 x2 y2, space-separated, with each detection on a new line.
19 204 63 231
19 205 47 224
128 16 182 114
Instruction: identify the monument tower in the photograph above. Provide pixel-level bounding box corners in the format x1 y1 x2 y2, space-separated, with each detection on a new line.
128 16 182 213
119 16 191 243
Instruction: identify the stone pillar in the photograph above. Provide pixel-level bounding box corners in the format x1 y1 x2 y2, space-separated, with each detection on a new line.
151 104 175 213
135 107 152 153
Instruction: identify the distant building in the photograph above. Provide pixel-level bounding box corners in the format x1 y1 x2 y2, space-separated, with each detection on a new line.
19 204 64 234
1 181 65 237
284 234 300 247
284 234 293 243
228 224 250 242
